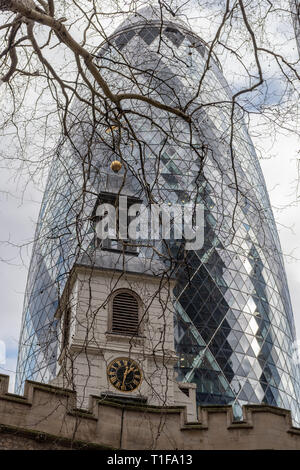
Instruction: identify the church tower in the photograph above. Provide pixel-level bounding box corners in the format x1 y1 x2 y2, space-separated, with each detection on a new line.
51 175 197 420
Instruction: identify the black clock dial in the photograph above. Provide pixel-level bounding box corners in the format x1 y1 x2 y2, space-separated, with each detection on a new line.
107 357 142 392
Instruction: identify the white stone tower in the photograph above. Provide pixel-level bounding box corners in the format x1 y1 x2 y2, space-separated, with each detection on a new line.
51 177 196 420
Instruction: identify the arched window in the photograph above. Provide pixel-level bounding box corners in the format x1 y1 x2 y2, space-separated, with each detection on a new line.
111 291 140 336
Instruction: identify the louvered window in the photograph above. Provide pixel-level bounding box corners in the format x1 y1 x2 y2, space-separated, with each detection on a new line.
112 292 139 336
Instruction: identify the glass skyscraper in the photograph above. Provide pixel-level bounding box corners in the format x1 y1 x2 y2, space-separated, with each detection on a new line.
16 5 300 423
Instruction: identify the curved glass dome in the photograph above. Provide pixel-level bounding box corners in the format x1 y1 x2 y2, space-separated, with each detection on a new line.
16 5 300 423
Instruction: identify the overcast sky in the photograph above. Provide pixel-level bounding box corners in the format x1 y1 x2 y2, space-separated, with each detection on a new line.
0 0 299 393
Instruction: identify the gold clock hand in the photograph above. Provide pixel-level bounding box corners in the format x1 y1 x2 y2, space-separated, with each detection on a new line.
127 366 135 374
122 365 129 387
121 364 136 389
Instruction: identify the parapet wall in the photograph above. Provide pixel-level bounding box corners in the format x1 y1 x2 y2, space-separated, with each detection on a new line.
0 374 300 450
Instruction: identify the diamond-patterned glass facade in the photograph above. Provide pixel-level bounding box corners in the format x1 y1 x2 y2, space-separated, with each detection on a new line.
15 6 300 424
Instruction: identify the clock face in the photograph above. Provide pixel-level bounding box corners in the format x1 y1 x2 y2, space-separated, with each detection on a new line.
107 357 143 392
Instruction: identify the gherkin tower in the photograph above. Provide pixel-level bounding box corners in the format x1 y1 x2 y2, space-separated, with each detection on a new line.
16 5 300 424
